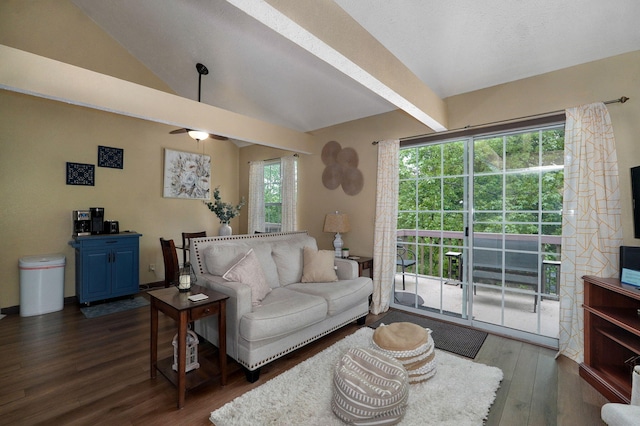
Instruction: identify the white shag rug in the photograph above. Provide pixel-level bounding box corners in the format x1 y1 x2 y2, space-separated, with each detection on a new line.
210 327 503 426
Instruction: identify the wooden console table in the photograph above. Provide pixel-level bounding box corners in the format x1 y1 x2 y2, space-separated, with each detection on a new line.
149 284 228 409
580 275 640 403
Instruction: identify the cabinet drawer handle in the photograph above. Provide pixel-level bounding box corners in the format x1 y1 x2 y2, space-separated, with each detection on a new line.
204 308 211 314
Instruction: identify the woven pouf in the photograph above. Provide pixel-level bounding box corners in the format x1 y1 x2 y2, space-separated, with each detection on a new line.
372 322 437 383
332 347 409 426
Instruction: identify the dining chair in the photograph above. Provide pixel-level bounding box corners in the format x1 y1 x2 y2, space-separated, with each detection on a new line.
396 242 417 290
181 231 206 266
160 238 179 288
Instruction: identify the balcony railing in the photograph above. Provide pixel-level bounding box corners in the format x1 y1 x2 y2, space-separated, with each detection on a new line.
396 229 562 296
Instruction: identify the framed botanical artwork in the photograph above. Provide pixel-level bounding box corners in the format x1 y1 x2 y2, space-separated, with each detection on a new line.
163 148 211 199
98 145 124 169
66 162 95 186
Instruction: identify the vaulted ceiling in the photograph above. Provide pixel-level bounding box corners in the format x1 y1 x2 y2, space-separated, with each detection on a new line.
72 0 640 134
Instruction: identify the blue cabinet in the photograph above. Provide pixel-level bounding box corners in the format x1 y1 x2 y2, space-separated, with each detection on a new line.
70 233 142 304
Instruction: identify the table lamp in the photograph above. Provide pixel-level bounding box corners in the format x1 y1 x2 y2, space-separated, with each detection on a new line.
324 211 350 257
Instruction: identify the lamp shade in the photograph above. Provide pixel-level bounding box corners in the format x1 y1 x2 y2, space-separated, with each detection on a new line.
324 212 350 233
188 130 209 141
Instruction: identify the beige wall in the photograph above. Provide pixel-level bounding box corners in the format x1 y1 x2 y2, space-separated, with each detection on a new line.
301 112 431 253
235 110 430 251
0 90 241 308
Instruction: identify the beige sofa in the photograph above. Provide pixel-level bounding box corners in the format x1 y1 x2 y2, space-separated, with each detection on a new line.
190 231 373 382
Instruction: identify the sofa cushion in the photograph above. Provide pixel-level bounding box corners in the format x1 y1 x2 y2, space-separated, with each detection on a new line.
301 247 338 283
205 242 280 288
271 235 318 286
239 287 327 342
222 248 272 306
287 277 372 316
251 243 280 288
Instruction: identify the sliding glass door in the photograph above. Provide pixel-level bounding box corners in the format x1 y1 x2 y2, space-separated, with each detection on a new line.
471 127 563 344
395 139 469 319
393 125 563 346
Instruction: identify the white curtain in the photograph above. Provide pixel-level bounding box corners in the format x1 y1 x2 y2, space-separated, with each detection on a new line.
248 161 265 233
281 155 297 232
559 102 622 363
371 139 400 314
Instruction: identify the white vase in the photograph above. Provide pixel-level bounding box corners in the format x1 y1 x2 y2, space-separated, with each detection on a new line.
219 223 232 236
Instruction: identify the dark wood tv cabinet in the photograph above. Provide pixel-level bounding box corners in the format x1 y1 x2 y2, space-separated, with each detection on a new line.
580 275 640 403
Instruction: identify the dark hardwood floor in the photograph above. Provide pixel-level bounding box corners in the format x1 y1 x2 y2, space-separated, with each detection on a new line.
0 292 607 425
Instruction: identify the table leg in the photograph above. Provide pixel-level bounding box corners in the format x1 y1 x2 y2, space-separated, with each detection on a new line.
150 299 158 379
177 310 188 409
218 300 227 386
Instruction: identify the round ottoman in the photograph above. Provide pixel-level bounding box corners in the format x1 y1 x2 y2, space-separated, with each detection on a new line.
332 347 409 425
372 322 437 383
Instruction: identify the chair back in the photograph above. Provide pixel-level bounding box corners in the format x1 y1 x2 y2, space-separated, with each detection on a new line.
182 231 206 265
397 242 416 262
160 238 179 288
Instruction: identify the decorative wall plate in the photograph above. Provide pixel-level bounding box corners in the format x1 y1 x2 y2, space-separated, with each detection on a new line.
66 162 95 186
321 141 363 195
98 145 124 169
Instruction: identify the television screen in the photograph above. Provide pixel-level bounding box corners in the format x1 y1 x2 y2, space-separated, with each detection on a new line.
631 166 640 239
621 245 640 289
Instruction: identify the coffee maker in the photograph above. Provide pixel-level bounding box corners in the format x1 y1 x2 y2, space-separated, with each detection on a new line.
72 210 91 236
90 207 105 235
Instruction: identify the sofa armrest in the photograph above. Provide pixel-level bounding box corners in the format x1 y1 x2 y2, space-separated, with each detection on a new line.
197 274 253 325
335 258 358 280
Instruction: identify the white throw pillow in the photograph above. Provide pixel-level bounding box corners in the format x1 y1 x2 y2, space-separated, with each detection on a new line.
204 243 250 276
249 242 280 288
222 248 271 306
301 247 338 283
272 236 318 286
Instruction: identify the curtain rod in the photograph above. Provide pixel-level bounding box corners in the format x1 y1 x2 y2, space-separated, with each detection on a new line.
372 96 629 145
248 153 298 163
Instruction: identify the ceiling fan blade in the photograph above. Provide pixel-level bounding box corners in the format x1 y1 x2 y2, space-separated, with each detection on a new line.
210 134 229 141
169 128 188 134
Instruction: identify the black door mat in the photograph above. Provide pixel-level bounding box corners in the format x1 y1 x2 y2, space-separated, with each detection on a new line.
369 310 488 359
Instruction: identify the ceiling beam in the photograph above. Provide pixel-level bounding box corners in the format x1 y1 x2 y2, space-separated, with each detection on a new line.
227 0 448 131
0 44 315 153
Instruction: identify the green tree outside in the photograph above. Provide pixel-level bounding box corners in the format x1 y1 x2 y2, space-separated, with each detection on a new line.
398 127 564 286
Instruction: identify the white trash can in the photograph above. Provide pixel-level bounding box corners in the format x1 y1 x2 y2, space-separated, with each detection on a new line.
19 253 66 317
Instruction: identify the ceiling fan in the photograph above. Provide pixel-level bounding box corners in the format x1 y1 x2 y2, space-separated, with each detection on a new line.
169 62 228 141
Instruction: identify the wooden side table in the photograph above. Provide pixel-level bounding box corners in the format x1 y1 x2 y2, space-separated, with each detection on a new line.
349 256 373 278
149 284 229 409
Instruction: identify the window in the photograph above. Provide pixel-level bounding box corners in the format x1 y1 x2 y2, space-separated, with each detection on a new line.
249 156 297 234
264 161 282 232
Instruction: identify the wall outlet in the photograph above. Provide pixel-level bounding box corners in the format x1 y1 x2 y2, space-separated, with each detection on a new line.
149 264 155 272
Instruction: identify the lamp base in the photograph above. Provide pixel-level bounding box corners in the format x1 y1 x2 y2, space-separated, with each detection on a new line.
333 232 343 258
